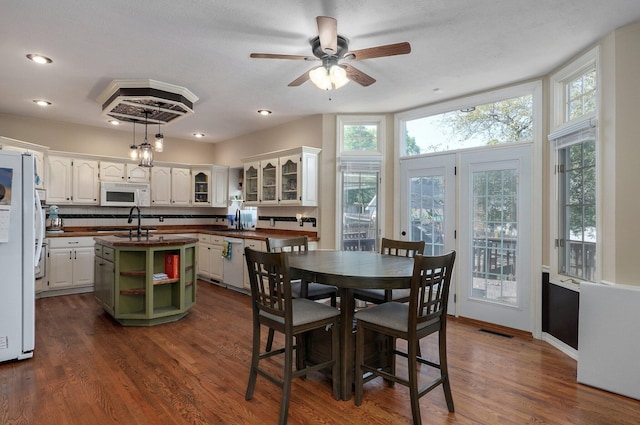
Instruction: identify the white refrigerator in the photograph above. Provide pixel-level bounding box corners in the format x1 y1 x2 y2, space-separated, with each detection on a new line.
0 150 44 363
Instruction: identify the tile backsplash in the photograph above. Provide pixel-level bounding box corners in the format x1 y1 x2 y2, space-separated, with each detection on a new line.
49 205 319 232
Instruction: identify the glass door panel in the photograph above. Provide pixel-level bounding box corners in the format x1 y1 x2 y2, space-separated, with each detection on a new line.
261 160 278 204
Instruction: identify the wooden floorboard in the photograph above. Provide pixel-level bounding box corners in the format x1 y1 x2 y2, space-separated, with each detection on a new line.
1 281 638 424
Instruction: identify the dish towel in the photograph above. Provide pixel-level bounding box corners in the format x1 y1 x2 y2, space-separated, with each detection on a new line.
222 241 231 259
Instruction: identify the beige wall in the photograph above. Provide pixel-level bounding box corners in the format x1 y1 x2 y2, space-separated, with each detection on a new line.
0 112 217 165
612 22 640 285
210 115 323 168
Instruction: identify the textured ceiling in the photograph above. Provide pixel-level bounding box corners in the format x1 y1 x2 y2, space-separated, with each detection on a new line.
2 0 640 144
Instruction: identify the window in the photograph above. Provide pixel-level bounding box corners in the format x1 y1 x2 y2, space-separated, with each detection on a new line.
550 47 598 282
557 135 596 280
567 69 596 120
400 94 533 156
337 116 384 251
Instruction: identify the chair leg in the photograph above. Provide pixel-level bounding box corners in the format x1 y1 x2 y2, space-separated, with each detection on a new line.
407 337 422 425
279 332 295 425
266 328 275 352
245 320 261 401
330 319 340 400
439 330 455 412
354 321 365 406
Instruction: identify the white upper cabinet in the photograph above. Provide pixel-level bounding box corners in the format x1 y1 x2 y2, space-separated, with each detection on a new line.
151 166 191 206
242 146 320 206
46 155 99 205
192 165 229 207
171 167 191 206
100 161 150 183
150 166 172 205
100 161 126 181
126 164 150 183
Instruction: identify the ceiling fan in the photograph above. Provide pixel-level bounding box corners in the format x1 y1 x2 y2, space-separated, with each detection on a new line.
250 16 411 90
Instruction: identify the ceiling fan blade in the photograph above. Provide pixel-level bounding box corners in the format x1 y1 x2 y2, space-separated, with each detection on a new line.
316 16 338 54
343 64 376 87
250 53 314 60
345 42 411 61
288 68 313 87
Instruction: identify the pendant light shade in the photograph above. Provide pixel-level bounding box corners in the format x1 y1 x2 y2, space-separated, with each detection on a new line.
127 109 161 167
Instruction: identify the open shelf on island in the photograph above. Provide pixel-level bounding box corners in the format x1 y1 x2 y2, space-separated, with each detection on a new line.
153 278 180 285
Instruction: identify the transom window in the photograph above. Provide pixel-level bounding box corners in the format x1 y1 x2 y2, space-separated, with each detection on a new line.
566 69 596 120
400 94 533 156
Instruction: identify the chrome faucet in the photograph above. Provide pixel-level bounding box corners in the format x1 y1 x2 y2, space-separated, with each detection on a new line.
128 206 142 237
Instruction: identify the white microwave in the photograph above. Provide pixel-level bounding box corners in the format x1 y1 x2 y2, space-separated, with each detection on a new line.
100 182 151 207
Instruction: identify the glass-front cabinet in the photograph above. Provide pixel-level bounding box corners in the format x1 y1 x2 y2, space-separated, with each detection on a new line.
191 165 229 207
279 154 300 205
193 171 209 204
244 162 259 203
260 159 279 205
242 146 320 206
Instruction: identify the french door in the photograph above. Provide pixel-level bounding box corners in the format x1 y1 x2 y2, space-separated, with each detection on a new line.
400 144 532 331
458 145 532 331
400 153 456 313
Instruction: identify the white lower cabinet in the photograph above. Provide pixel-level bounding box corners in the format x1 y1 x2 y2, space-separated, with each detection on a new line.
47 237 95 291
197 234 224 282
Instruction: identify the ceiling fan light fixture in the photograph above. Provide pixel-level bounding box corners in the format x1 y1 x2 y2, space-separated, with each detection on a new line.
330 65 349 89
309 64 349 91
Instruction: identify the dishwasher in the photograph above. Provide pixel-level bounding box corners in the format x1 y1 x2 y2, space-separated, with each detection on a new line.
223 237 245 292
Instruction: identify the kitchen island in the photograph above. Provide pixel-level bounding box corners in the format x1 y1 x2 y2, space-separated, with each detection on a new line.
93 234 197 326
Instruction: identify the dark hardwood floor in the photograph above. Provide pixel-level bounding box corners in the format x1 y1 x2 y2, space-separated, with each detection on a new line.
1 282 637 424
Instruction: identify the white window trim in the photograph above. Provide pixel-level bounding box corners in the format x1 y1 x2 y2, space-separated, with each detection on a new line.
335 115 385 250
549 46 601 289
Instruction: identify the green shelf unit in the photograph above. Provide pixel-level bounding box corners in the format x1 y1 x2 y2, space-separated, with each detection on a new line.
96 241 197 326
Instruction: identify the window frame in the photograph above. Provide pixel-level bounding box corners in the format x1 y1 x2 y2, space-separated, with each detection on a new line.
335 115 385 250
549 47 600 286
395 83 539 158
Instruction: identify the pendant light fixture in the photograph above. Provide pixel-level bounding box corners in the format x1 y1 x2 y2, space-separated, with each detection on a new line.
138 110 154 167
128 111 155 167
129 120 139 160
154 103 164 152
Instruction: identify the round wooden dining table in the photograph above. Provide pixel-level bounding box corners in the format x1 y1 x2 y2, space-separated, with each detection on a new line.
287 250 415 400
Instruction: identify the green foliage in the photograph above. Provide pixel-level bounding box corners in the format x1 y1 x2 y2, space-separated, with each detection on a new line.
344 125 377 151
441 95 533 145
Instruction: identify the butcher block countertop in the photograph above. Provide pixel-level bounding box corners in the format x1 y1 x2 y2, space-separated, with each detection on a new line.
47 225 319 242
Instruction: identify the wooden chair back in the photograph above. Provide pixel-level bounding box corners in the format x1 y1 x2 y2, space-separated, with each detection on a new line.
244 247 292 324
380 238 425 257
409 251 456 328
266 236 309 253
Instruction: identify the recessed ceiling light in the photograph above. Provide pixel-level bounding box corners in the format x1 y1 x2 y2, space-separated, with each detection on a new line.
33 100 51 107
257 109 272 116
108 119 120 125
26 54 52 64
193 133 205 138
